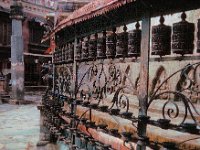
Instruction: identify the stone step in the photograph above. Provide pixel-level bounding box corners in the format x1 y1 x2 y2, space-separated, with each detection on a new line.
0 144 6 150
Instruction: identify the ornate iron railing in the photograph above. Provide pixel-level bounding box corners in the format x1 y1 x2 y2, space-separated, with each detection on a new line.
39 1 200 150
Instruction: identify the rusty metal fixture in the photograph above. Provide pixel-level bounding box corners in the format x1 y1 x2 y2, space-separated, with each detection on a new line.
106 27 117 58
85 121 96 128
89 103 98 109
75 39 82 61
138 115 150 124
88 33 97 60
99 105 108 112
82 101 90 107
121 111 133 119
116 25 128 57
80 118 88 124
82 36 90 61
68 42 74 63
152 15 171 56
97 31 106 59
128 21 141 57
102 144 112 149
162 142 178 150
172 12 195 55
157 119 171 129
110 108 120 115
75 99 83 105
97 124 108 130
181 123 198 134
197 19 200 53
109 128 121 137
121 131 133 141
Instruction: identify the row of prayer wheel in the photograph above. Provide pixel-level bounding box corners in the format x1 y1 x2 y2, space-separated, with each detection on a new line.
152 12 196 56
54 12 200 64
54 23 141 63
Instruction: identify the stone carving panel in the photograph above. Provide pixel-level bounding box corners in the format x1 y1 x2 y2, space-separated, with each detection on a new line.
150 66 169 99
176 64 200 103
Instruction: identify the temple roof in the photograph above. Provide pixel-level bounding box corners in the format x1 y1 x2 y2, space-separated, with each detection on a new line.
43 0 134 40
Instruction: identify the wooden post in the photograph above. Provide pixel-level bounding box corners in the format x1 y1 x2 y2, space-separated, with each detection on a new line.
136 10 151 150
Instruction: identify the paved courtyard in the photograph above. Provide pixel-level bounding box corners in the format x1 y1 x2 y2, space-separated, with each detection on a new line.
0 104 40 150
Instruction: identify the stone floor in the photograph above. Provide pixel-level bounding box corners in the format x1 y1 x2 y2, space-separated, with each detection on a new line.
0 91 69 150
0 104 40 150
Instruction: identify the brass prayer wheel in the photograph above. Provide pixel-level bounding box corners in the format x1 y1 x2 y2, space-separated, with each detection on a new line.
97 31 106 59
197 19 200 53
152 16 171 56
68 42 74 63
53 51 57 63
75 39 82 61
64 44 68 63
82 36 90 61
58 50 62 63
106 28 116 58
116 25 128 58
172 12 194 55
128 22 141 57
88 34 97 60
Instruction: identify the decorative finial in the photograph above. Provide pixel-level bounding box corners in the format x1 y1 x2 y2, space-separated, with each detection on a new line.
123 24 127 32
103 30 106 37
135 21 140 29
112 27 116 33
95 33 98 39
87 35 90 40
160 15 165 25
10 0 23 20
181 12 187 21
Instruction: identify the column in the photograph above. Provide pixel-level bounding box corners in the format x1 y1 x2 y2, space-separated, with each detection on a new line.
10 0 24 101
136 10 151 150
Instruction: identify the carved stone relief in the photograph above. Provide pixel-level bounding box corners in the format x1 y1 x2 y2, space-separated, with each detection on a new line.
176 64 200 103
150 66 169 99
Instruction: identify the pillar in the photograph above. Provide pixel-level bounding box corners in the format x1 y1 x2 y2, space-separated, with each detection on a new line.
136 10 151 150
10 0 24 101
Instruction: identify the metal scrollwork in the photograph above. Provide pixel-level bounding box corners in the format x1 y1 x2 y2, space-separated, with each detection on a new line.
77 63 136 114
78 63 107 105
63 66 73 97
148 62 200 125
176 64 200 103
107 65 122 94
